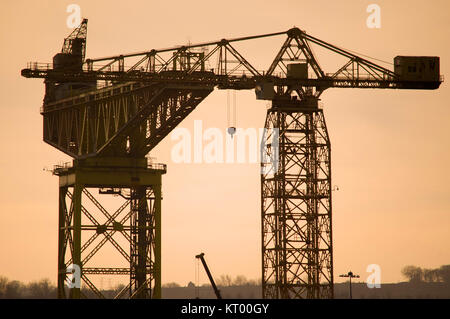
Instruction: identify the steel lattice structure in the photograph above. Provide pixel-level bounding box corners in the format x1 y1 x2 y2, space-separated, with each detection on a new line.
261 99 332 298
22 19 441 299
41 82 213 158
55 158 164 299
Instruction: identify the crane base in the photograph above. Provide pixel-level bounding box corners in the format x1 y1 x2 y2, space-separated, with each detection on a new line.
54 157 165 299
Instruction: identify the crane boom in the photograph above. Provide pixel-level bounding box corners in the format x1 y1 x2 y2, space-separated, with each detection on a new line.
22 27 441 92
195 253 222 299
20 24 442 159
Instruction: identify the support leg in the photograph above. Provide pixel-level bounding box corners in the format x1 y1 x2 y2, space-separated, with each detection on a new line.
57 186 68 298
71 183 83 299
261 101 333 299
153 184 162 299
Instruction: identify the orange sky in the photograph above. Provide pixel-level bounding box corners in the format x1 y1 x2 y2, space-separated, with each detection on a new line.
0 0 449 289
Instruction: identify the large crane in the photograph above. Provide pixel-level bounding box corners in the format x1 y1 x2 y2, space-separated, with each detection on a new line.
22 19 442 299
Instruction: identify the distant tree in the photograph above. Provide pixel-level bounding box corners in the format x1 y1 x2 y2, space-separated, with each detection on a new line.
423 269 440 283
0 276 8 298
4 280 24 298
162 282 180 288
401 265 423 283
233 275 248 286
186 281 195 288
27 279 54 298
216 275 232 287
438 265 450 284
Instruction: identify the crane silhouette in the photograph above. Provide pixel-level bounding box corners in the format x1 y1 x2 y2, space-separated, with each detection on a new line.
21 19 442 299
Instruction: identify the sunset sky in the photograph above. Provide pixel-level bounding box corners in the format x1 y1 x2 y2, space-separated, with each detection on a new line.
0 0 449 289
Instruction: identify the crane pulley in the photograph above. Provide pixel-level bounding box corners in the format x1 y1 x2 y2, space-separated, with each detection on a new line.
227 90 237 138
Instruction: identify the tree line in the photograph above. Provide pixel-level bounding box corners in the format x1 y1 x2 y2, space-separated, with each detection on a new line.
401 264 450 284
2 265 449 298
0 277 55 299
0 274 260 298
162 275 260 288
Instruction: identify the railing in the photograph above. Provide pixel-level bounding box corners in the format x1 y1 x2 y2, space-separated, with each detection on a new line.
26 61 403 83
26 62 53 70
147 162 167 172
325 72 395 81
52 161 73 174
25 61 269 78
51 160 165 173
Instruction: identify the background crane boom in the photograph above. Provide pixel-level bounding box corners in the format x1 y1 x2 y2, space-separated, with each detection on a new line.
196 253 222 299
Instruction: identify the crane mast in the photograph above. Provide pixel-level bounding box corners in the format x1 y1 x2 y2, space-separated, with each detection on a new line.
21 19 442 299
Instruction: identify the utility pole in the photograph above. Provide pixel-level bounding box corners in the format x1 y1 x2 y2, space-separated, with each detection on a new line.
339 271 360 299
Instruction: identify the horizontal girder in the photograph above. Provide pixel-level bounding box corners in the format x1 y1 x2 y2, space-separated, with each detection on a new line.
22 68 441 90
24 25 442 159
22 26 442 96
42 81 213 158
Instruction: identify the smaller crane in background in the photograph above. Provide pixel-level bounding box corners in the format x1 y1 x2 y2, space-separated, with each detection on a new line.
195 253 222 299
